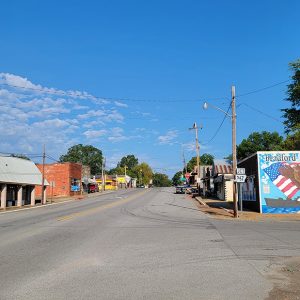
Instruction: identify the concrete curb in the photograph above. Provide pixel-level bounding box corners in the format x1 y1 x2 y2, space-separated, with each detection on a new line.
194 196 208 206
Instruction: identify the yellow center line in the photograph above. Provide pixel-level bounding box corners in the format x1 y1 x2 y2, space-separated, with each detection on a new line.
57 190 149 222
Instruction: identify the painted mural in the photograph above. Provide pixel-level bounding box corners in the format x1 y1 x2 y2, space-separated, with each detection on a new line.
258 151 300 213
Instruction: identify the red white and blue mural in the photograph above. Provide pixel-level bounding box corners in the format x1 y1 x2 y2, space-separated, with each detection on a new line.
258 151 300 213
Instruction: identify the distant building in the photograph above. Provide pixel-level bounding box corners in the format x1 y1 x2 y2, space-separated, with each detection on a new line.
36 162 82 198
212 159 234 201
95 175 117 190
189 165 212 189
0 156 47 209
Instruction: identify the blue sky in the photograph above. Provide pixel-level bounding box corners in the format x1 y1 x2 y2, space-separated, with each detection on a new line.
0 0 299 176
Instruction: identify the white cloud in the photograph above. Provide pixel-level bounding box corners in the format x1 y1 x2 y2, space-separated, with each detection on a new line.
0 72 106 104
83 129 107 139
114 101 128 108
158 130 179 145
78 109 124 123
0 72 149 160
78 110 106 119
108 127 128 142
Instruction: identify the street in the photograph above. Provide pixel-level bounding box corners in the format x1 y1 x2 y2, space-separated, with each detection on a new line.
1 188 300 300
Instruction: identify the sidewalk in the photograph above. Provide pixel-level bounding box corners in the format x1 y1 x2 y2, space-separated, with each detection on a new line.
193 196 300 221
0 190 115 213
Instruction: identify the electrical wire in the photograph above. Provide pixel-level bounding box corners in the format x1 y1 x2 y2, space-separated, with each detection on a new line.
239 103 283 123
1 79 290 104
201 102 232 145
0 82 221 103
236 80 290 97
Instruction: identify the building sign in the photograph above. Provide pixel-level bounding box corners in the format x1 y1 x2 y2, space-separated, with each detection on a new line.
71 185 80 192
257 151 300 214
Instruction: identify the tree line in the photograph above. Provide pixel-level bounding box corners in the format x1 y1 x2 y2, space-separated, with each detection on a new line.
59 146 171 187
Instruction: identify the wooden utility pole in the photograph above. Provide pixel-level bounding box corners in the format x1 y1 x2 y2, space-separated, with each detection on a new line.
101 157 106 191
189 123 201 194
41 144 46 205
231 86 238 218
182 147 187 175
124 165 127 189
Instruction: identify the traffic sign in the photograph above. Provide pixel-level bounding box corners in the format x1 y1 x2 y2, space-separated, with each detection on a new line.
185 173 191 179
235 175 246 182
236 168 245 175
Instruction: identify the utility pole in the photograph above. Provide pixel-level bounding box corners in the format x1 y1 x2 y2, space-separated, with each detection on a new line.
41 144 46 205
231 86 238 218
124 165 127 189
101 157 106 192
189 123 201 194
182 147 187 174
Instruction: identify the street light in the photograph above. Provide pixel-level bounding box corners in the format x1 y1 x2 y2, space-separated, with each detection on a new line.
203 86 238 218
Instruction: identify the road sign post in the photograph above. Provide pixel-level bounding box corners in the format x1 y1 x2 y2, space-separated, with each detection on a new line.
235 174 246 182
236 168 245 175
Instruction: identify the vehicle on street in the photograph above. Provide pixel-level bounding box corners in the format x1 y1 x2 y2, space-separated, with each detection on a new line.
175 185 189 194
88 183 99 193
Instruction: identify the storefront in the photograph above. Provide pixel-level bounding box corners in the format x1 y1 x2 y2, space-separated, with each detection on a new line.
0 156 46 209
212 159 234 201
238 151 300 213
36 162 81 197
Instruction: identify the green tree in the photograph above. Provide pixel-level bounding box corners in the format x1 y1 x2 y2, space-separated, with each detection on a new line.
134 162 153 185
107 166 123 175
10 154 30 160
186 153 214 172
237 131 284 160
108 154 139 177
172 171 183 186
282 131 300 150
60 144 103 175
200 153 214 165
153 173 172 187
119 155 138 169
282 59 300 133
187 157 197 172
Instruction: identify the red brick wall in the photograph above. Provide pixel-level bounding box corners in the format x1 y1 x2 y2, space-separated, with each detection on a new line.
36 163 82 197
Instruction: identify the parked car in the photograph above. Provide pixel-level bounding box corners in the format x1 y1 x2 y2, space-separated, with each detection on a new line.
175 185 189 194
88 183 99 193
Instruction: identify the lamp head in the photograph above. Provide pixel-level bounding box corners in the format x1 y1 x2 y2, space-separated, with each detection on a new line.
203 102 208 110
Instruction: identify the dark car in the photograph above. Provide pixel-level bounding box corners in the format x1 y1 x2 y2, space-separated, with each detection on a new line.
175 185 189 194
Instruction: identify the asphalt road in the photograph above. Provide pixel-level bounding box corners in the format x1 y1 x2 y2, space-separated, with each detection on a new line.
1 187 300 300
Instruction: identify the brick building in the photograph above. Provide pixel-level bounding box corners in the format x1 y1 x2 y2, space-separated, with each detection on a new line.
36 162 82 198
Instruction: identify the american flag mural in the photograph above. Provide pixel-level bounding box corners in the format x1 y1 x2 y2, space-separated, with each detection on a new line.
263 162 300 199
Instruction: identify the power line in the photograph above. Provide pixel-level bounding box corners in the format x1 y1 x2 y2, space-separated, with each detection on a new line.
0 82 215 103
201 102 232 145
2 78 290 104
236 80 289 97
239 103 283 124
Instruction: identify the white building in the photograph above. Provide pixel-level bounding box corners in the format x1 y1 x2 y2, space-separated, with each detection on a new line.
0 156 48 209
